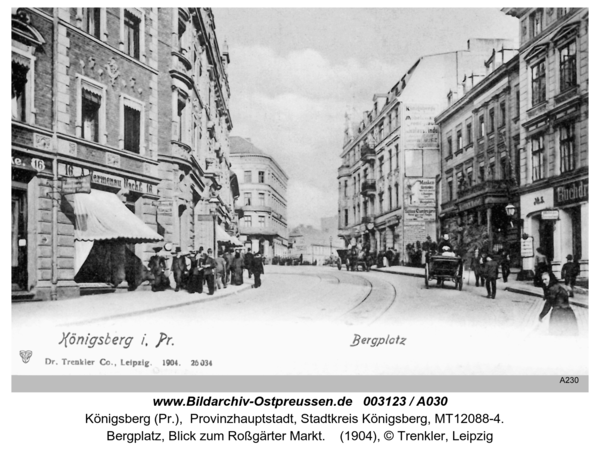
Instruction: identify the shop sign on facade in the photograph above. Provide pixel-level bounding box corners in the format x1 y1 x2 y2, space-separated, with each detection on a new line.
404 177 436 206
12 154 49 173
405 207 436 222
459 196 483 211
61 175 91 194
91 171 123 189
554 179 588 207
402 104 439 149
541 210 560 220
158 200 173 215
521 236 534 258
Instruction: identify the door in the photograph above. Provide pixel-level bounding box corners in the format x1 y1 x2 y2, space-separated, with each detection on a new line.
539 219 554 262
12 189 27 290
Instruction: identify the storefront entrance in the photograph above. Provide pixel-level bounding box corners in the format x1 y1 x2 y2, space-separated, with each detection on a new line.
11 187 27 291
539 219 555 262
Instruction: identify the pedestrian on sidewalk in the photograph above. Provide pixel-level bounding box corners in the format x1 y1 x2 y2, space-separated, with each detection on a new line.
483 254 499 299
533 247 549 287
500 248 511 283
202 249 216 295
187 249 204 294
231 251 244 285
171 247 187 292
472 248 485 287
149 247 169 292
214 251 227 290
561 254 579 297
244 248 254 279
251 252 265 288
538 272 578 336
223 248 233 286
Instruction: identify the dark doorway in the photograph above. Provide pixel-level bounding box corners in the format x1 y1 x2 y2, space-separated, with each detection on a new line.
12 188 28 291
539 219 554 261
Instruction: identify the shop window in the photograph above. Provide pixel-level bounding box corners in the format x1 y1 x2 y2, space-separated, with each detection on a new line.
11 58 30 122
531 60 546 106
559 123 576 173
559 41 577 92
531 135 545 181
123 9 141 60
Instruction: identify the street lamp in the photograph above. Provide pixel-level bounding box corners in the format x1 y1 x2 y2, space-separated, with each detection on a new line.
505 203 516 228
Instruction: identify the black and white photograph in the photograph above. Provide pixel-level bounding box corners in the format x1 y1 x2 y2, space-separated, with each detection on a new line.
10 6 590 389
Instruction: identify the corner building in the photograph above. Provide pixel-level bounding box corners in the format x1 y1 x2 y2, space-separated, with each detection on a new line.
503 8 589 278
230 137 289 258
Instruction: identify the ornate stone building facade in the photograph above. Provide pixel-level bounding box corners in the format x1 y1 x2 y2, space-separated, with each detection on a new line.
230 137 289 258
503 8 589 278
11 8 236 301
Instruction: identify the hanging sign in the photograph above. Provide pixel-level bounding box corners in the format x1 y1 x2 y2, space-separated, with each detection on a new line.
521 236 534 258
61 175 92 194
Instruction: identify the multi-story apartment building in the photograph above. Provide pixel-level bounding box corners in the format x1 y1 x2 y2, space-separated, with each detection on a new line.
436 49 520 264
156 8 236 256
503 8 588 278
11 8 235 301
230 137 289 257
338 39 514 263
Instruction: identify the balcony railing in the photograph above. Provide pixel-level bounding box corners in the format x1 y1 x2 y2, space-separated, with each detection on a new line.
360 144 376 162
457 179 510 200
338 164 351 178
361 179 376 196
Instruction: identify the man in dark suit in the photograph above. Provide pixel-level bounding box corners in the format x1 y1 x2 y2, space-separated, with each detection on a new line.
483 255 499 299
171 247 187 292
202 248 217 295
149 246 167 292
251 252 265 288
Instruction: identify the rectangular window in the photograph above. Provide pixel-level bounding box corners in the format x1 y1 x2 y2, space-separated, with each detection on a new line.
258 171 265 183
388 150 392 174
559 42 577 92
466 166 473 186
395 184 399 208
479 115 485 137
243 216 252 227
243 192 252 206
529 9 542 39
344 209 349 227
124 10 140 59
559 123 576 173
12 60 30 122
457 129 463 150
557 8 572 19
258 192 265 206
500 102 506 126
531 61 546 106
466 123 473 144
488 161 496 180
447 177 454 201
379 157 384 178
379 194 384 214
489 108 495 133
82 89 101 142
85 8 101 38
479 162 485 182
176 96 186 142
244 171 252 183
531 135 545 181
500 157 508 180
344 180 348 197
258 216 266 227
123 105 141 153
447 136 453 156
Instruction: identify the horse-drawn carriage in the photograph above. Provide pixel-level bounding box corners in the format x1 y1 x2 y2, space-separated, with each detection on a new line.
424 254 463 290
336 248 371 272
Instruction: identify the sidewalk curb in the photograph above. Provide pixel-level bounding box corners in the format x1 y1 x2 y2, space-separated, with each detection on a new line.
371 268 424 278
505 287 588 309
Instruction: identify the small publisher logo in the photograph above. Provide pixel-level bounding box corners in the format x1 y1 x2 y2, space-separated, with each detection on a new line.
19 350 32 364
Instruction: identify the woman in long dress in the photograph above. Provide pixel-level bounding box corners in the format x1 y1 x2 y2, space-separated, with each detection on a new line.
231 251 244 285
538 272 578 336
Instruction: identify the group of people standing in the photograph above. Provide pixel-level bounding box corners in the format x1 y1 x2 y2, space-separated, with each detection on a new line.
147 246 265 294
471 248 510 300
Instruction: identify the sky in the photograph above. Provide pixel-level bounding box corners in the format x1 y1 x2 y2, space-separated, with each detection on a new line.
212 8 519 228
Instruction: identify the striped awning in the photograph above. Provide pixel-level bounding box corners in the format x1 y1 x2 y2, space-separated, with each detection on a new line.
73 189 162 243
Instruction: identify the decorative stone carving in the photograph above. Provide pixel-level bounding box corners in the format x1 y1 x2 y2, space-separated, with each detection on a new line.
58 139 77 156
88 57 96 70
33 133 51 150
106 153 121 167
130 77 136 89
104 57 120 87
